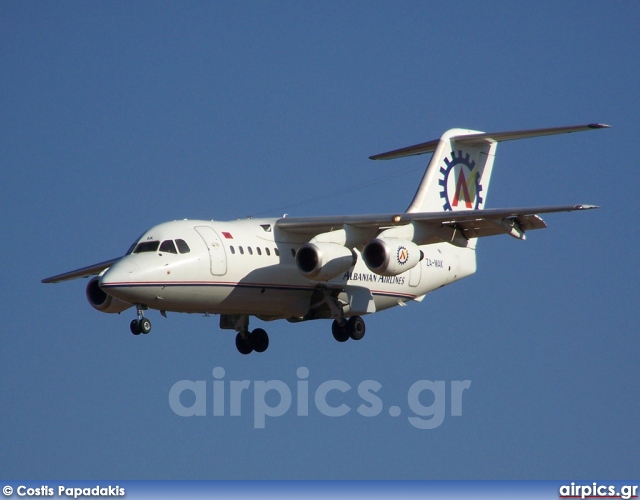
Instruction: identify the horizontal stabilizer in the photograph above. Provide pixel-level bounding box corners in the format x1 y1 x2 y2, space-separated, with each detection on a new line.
370 123 610 160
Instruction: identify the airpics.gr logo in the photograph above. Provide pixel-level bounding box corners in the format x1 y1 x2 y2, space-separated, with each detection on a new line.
439 150 483 211
396 246 409 265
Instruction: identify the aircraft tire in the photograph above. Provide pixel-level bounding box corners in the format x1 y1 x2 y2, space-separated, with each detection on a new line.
251 328 269 353
347 316 366 341
140 318 152 334
130 319 141 335
235 332 253 355
331 320 349 342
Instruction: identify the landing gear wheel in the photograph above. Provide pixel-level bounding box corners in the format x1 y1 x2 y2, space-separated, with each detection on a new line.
130 319 141 335
235 332 253 355
347 316 365 341
332 320 349 342
250 328 269 353
139 317 152 334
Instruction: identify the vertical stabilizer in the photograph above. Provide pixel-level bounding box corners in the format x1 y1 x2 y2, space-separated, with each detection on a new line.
369 123 610 214
405 129 497 213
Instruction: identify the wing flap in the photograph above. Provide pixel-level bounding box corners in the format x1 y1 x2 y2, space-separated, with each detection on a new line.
516 214 547 231
42 258 120 284
454 214 547 239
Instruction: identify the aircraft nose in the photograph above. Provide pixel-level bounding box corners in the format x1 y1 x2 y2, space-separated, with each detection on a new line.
99 258 141 286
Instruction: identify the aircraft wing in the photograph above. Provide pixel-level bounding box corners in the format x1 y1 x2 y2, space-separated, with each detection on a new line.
275 204 598 241
41 257 121 284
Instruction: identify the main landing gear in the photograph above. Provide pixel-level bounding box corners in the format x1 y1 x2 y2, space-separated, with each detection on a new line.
311 287 366 344
228 315 270 355
130 305 151 335
332 316 366 343
235 328 269 355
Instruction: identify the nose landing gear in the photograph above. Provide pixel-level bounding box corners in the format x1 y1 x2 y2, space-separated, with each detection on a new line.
130 305 151 335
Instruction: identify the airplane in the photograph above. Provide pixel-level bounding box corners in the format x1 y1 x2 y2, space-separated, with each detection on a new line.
42 123 608 354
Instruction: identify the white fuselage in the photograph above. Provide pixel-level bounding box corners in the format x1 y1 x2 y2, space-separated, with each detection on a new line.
100 219 477 321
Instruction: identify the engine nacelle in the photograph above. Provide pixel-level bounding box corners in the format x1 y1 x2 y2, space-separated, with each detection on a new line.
86 276 134 314
362 238 422 276
296 242 356 281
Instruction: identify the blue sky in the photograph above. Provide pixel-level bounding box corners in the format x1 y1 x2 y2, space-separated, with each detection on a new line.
1 2 638 480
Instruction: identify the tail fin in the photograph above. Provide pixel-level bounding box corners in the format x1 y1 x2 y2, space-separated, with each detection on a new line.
405 128 497 213
370 123 610 214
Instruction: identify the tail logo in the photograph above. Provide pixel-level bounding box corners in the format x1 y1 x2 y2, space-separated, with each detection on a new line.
438 150 484 211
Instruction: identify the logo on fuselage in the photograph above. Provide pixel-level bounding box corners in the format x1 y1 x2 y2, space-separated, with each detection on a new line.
439 150 483 211
397 246 409 265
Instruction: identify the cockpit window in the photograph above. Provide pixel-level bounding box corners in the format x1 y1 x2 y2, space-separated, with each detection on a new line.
126 233 145 255
133 241 160 253
176 239 190 254
160 240 178 254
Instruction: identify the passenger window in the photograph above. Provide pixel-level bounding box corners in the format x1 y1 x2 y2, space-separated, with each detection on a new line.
176 239 191 254
265 248 271 256
248 247 253 255
160 240 178 254
230 245 235 255
239 246 244 255
133 241 160 253
274 248 280 257
257 247 262 256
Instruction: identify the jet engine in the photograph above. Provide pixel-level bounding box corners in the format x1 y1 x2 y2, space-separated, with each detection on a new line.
296 243 356 281
86 276 133 314
362 238 422 276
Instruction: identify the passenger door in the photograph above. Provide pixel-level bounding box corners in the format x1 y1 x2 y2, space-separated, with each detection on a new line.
195 226 227 276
